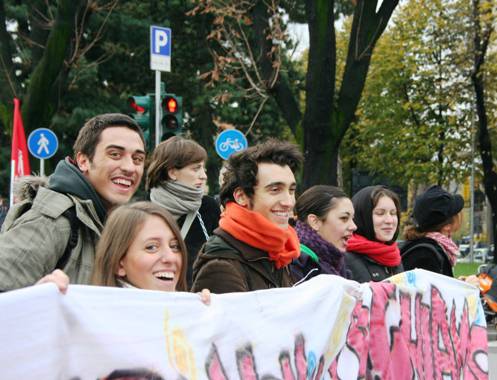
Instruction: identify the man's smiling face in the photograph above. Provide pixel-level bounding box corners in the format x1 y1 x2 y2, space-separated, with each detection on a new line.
247 162 296 229
77 126 145 207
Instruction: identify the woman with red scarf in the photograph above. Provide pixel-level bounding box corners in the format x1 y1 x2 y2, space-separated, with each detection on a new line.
345 186 404 282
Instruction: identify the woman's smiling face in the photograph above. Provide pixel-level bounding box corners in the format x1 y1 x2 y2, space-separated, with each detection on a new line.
372 196 398 242
314 198 356 252
117 215 183 291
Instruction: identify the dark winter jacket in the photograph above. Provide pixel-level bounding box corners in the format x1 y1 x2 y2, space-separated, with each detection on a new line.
401 237 453 277
345 252 403 283
177 195 220 288
191 228 294 293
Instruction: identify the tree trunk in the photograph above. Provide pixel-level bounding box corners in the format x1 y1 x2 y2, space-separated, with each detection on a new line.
22 0 81 132
471 0 496 261
302 0 336 188
303 0 399 188
251 1 301 135
473 76 497 261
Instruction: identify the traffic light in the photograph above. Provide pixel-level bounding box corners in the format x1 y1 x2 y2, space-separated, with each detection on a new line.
160 93 183 141
128 95 153 150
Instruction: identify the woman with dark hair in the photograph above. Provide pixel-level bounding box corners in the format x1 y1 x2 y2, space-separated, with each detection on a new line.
291 185 356 283
146 137 220 288
345 186 403 282
401 185 463 277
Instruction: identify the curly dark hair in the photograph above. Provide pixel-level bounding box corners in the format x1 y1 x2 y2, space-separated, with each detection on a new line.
219 139 303 206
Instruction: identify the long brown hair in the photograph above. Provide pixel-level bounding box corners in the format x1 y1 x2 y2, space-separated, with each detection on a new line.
91 202 187 291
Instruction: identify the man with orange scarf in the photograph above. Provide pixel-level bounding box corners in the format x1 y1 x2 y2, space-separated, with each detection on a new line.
191 140 303 293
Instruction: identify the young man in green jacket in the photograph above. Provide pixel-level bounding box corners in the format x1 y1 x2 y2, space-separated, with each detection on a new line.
0 113 146 290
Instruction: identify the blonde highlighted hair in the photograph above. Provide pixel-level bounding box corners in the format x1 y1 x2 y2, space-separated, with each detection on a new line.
91 201 187 291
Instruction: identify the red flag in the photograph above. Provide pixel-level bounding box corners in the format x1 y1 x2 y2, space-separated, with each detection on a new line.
10 98 31 206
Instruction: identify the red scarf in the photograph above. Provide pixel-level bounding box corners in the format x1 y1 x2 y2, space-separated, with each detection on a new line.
346 233 401 267
219 202 300 269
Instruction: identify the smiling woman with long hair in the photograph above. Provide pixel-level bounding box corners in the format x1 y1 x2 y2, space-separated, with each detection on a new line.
37 202 210 303
91 202 187 291
290 185 356 283
345 186 404 283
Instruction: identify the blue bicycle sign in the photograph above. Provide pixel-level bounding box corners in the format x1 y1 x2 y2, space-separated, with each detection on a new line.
215 129 248 160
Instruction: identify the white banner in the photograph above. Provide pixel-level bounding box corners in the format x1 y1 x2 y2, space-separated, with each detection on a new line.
0 270 488 379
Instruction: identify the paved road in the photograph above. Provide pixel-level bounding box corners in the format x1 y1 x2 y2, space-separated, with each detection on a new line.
489 327 497 379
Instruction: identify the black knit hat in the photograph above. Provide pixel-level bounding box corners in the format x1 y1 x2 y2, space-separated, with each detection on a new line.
412 185 464 231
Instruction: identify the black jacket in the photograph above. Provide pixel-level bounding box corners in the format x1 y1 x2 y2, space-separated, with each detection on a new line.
401 237 453 277
345 252 404 283
177 195 220 288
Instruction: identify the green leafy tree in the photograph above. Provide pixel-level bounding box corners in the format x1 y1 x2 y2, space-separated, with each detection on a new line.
191 0 400 188
343 0 473 188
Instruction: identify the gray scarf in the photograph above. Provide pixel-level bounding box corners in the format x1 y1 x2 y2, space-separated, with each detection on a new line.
150 180 203 220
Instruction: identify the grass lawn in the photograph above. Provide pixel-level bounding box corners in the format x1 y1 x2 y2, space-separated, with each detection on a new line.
453 262 481 277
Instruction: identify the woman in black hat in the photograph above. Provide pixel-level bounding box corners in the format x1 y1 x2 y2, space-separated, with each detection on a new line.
345 185 404 282
401 185 464 277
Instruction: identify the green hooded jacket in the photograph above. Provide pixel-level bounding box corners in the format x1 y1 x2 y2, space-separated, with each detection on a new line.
0 158 106 290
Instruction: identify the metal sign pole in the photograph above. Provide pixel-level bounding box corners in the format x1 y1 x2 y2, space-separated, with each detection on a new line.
40 159 45 177
155 70 161 147
469 111 476 262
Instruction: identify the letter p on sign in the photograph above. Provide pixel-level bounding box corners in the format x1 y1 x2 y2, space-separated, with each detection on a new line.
154 30 168 53
150 26 171 72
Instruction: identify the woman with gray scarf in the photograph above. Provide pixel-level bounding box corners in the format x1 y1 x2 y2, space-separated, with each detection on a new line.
147 137 221 289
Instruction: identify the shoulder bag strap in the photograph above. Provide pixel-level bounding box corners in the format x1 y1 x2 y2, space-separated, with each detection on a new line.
180 212 197 239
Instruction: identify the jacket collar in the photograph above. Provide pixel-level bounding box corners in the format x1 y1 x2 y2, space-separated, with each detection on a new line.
215 228 269 262
213 228 289 287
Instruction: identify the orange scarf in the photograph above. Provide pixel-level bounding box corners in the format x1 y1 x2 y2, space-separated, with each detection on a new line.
219 202 300 269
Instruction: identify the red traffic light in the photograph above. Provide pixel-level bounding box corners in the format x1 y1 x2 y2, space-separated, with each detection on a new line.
164 97 178 113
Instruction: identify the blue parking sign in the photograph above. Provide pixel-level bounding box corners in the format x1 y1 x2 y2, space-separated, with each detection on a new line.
215 130 248 160
150 26 171 72
28 128 58 159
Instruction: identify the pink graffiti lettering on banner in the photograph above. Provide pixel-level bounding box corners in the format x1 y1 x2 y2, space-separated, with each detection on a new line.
314 355 325 379
206 335 324 380
430 286 458 376
206 344 228 380
367 282 402 378
294 335 307 380
280 352 296 380
205 283 487 380
399 291 428 379
334 301 370 378
236 346 258 380
464 325 488 378
329 282 488 379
